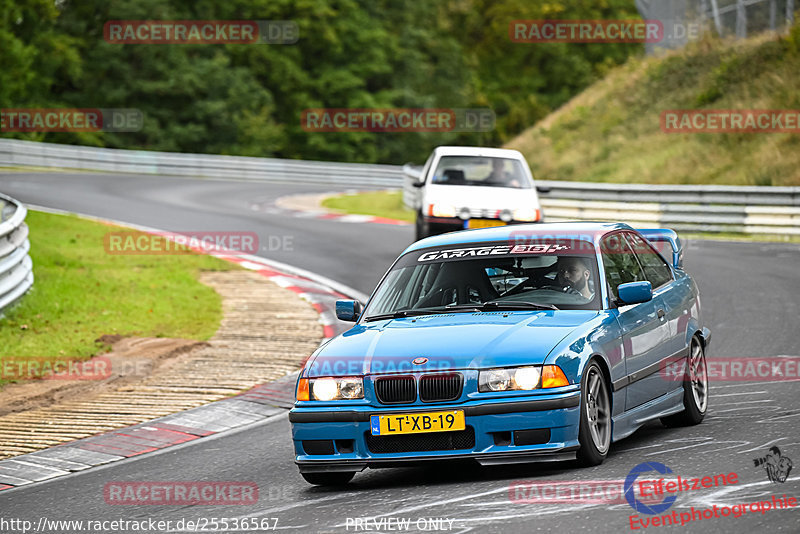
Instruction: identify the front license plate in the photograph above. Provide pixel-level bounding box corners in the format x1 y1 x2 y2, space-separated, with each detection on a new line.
370 410 465 436
467 219 506 229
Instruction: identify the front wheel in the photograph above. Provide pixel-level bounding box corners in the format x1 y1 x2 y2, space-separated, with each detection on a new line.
576 361 612 467
300 471 356 486
661 337 708 427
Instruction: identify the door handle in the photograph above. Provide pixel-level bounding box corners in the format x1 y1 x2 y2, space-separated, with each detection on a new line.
657 309 666 319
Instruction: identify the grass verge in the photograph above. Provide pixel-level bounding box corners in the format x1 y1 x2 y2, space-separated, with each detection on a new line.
505 28 800 185
0 210 235 386
321 190 414 222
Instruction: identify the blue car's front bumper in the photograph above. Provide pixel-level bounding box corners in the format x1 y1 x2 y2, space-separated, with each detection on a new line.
289 390 581 473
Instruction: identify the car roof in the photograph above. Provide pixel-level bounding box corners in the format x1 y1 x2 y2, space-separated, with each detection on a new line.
403 222 634 254
433 146 526 159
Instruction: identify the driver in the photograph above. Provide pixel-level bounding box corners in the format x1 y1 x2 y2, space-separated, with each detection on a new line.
485 159 521 188
555 256 593 299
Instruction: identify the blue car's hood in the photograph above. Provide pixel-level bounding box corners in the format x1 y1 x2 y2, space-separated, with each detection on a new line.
305 311 597 377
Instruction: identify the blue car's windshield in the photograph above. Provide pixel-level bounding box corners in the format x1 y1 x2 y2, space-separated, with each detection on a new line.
364 240 601 320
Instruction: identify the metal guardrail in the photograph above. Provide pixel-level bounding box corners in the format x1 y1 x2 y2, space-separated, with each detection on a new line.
402 166 800 235
0 193 34 314
0 138 403 187
2 139 800 235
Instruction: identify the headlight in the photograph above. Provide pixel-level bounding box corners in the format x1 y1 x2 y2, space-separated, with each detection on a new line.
429 203 457 218
513 207 540 222
478 365 568 392
296 377 364 401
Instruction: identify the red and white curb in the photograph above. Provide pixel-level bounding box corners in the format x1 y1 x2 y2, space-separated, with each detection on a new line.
0 205 366 491
226 255 356 342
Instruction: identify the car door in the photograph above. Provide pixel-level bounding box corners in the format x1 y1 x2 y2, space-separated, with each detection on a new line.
601 232 671 410
626 232 683 394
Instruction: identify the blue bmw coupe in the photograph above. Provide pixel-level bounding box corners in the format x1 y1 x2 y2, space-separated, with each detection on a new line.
289 223 710 485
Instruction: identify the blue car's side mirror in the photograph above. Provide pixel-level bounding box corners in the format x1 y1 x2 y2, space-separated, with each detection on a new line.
336 300 363 322
617 281 653 305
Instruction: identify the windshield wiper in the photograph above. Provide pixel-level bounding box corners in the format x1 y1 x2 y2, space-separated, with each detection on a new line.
363 301 557 322
363 309 450 322
480 300 559 311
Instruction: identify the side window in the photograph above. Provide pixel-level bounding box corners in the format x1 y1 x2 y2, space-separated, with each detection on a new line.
625 233 673 289
600 233 645 299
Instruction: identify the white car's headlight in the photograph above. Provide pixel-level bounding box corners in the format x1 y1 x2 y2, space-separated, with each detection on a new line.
298 377 364 401
478 365 569 392
513 207 540 222
429 203 457 218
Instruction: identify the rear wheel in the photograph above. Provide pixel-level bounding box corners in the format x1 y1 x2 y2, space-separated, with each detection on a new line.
300 471 356 486
576 361 611 467
661 337 708 427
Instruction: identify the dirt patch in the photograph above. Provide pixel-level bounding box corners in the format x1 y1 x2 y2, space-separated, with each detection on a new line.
0 337 207 417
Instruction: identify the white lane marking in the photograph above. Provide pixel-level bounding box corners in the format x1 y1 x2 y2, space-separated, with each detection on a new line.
712 406 783 414
759 411 800 422
709 378 800 389
644 440 749 457
236 491 364 516
736 437 789 454
692 476 800 508
713 391 767 397
337 214 374 223
713 399 775 406
238 260 267 271
620 437 710 453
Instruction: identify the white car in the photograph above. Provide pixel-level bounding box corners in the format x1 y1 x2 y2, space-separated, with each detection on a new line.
408 146 546 240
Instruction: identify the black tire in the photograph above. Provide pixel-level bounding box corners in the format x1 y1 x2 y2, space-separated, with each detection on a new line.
576 361 612 467
300 471 356 486
415 212 428 241
661 337 708 427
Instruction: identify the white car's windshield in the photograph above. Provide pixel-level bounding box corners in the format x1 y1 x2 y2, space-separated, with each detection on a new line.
430 156 532 189
364 240 600 320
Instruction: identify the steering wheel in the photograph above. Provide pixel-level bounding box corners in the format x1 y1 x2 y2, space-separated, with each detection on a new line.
537 283 583 297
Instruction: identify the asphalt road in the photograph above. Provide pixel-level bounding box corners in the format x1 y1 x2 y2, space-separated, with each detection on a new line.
1 171 799 534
